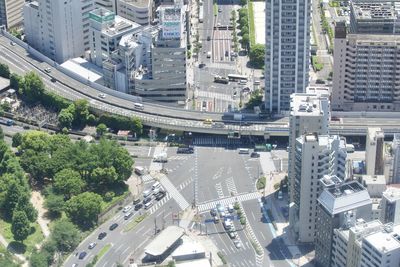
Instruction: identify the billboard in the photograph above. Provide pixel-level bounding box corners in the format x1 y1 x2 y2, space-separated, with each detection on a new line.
162 21 181 39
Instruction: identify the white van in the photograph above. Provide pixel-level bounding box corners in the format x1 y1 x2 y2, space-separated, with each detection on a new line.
144 201 153 210
133 102 144 110
124 211 133 220
135 166 145 175
143 189 152 198
152 182 161 191
228 204 234 213
239 148 250 154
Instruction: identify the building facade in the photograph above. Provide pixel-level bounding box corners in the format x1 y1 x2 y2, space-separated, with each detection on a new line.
0 0 24 29
24 0 95 63
392 134 400 183
381 187 400 225
290 134 347 243
366 128 384 176
265 0 311 113
117 0 153 26
95 0 117 12
315 180 372 267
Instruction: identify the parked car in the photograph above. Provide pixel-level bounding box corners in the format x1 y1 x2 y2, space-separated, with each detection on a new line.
98 232 107 240
250 152 260 158
143 197 152 204
88 242 97 249
109 223 118 231
78 251 87 259
134 203 143 210
124 211 133 220
122 205 132 213
133 198 141 205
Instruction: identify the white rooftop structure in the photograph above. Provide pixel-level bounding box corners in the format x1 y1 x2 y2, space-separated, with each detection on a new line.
60 58 103 83
176 259 211 267
171 236 206 258
318 181 372 215
363 224 400 253
144 226 185 256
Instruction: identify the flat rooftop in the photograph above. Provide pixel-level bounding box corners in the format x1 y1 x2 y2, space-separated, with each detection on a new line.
364 224 400 254
60 58 103 83
383 187 400 202
119 0 150 8
144 226 185 256
176 259 211 267
103 16 141 37
352 2 400 20
290 93 329 117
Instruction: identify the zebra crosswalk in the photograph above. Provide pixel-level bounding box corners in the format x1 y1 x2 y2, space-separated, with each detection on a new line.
193 136 243 146
148 193 172 214
159 174 190 210
141 174 154 184
226 177 238 195
215 182 225 198
197 191 261 213
196 90 232 102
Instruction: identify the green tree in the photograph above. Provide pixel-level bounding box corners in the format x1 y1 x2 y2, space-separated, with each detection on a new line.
0 63 10 78
246 89 263 109
87 114 97 126
51 218 80 252
53 169 85 198
0 127 4 140
44 193 64 217
20 72 45 103
238 8 248 18
240 0 247 6
12 133 22 147
30 251 50 267
249 44 265 69
73 99 89 127
15 193 38 222
239 17 248 27
96 123 107 137
241 26 249 35
3 181 22 219
130 117 142 135
11 210 30 242
58 108 74 129
91 167 118 186
241 33 250 48
20 131 50 152
10 73 22 90
1 101 11 112
20 150 52 183
65 192 102 228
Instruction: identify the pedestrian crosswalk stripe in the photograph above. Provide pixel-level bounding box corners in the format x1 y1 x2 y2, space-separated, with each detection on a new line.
159 174 190 210
148 194 171 214
141 174 154 184
196 192 261 213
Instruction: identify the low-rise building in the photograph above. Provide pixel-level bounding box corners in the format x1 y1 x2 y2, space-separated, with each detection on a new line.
117 0 153 26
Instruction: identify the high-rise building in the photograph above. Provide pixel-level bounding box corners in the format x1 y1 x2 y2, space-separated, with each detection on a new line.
23 0 95 63
366 128 385 176
116 0 153 26
89 8 141 67
264 0 311 113
331 17 400 112
392 134 400 183
315 180 372 267
288 89 330 203
0 0 24 29
95 0 117 12
290 134 347 243
381 187 400 225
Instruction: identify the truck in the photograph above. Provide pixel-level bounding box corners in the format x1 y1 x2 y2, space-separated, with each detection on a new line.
223 219 233 231
134 166 145 175
233 114 243 121
153 152 168 163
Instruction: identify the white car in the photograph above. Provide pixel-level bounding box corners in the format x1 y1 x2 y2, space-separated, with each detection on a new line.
122 205 132 213
88 242 96 249
234 240 242 248
44 67 51 73
98 93 106 99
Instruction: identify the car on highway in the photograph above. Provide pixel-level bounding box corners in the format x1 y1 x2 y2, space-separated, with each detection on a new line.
199 63 206 68
233 240 242 249
210 208 217 216
212 122 225 128
203 118 213 125
98 232 107 240
88 242 97 249
134 203 143 210
10 41 15 46
250 152 260 158
228 231 238 239
124 211 134 220
214 216 220 223
78 251 87 259
122 205 132 213
109 223 118 231
44 67 51 73
98 93 106 99
155 191 166 201
278 191 283 200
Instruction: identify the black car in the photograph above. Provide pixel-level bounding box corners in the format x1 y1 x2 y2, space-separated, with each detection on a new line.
207 36 211 41
155 191 166 201
210 208 217 216
250 152 260 158
134 203 143 210
143 197 152 204
78 251 87 259
98 232 107 240
109 223 118 231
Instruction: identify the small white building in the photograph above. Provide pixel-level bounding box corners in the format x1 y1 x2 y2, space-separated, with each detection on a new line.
360 175 386 198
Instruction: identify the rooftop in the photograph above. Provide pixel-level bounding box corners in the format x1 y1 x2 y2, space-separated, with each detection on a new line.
362 175 386 185
176 259 211 267
118 0 151 8
144 226 185 256
383 187 400 202
172 235 205 258
320 175 343 189
60 58 103 83
363 224 400 254
103 16 141 37
367 127 384 142
290 93 329 117
318 181 372 215
352 2 400 20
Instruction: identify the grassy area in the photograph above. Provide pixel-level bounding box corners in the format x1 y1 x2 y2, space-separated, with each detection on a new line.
250 240 262 256
312 56 324 71
101 189 130 211
256 176 266 190
0 219 44 257
248 1 256 46
214 3 218 16
97 243 111 261
123 213 148 232
329 1 339 7
0 244 19 267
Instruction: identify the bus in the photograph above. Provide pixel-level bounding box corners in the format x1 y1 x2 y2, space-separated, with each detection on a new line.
133 102 144 110
214 75 229 84
228 74 248 82
199 6 204 23
238 148 250 154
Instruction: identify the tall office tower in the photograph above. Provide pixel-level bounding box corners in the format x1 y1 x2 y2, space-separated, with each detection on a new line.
288 90 330 203
0 0 24 29
331 8 400 112
264 0 311 113
366 128 384 176
89 8 141 67
315 180 372 267
381 187 400 225
289 134 347 243
116 0 153 26
23 0 95 64
332 219 383 267
95 0 117 12
392 134 400 183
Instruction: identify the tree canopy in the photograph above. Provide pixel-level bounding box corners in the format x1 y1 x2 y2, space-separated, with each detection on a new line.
249 44 265 69
65 192 102 229
11 210 30 242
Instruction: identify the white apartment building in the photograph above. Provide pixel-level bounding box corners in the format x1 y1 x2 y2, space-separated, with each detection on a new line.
117 0 153 26
392 134 400 184
331 22 400 112
23 0 95 63
288 89 330 203
89 8 141 67
381 187 400 225
0 0 24 29
290 133 347 243
366 128 385 176
264 0 311 113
